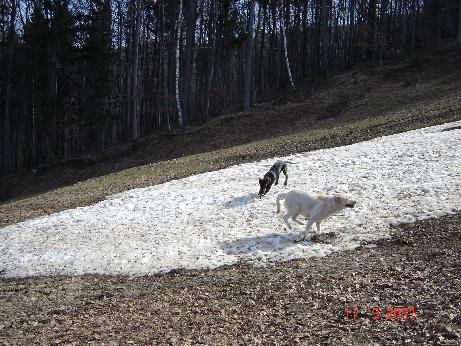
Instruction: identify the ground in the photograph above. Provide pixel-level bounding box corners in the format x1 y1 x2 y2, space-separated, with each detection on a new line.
1 214 460 344
0 49 461 344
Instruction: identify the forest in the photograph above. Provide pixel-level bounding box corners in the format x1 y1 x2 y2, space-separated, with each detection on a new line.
0 0 460 177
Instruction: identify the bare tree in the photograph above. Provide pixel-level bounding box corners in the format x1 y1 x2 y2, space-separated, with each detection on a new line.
279 1 295 91
320 0 330 78
159 0 172 132
258 1 267 91
2 0 16 176
243 0 255 112
458 0 461 44
175 0 184 128
379 0 389 67
130 0 142 140
348 0 356 66
203 0 217 122
183 0 196 125
368 0 377 60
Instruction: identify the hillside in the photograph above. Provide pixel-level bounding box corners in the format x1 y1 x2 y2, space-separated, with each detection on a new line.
1 50 461 344
2 119 460 277
1 50 461 226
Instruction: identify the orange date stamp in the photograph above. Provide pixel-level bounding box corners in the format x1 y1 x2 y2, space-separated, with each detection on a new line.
344 305 416 321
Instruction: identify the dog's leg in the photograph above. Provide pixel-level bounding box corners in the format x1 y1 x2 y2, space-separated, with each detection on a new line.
275 167 281 186
300 210 325 241
295 218 315 242
304 219 315 240
283 213 293 230
276 193 286 214
282 164 288 186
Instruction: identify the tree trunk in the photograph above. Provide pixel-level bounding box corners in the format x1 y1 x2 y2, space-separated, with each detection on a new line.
98 0 112 150
46 4 59 164
159 1 171 131
203 0 217 122
347 0 355 66
400 1 406 56
458 0 461 44
2 0 16 176
243 0 255 112
320 0 330 78
253 1 261 102
368 0 377 61
268 2 277 89
258 2 267 92
379 0 389 67
130 0 142 140
193 0 205 120
301 0 308 78
410 0 418 52
183 0 196 125
279 3 295 91
175 0 184 128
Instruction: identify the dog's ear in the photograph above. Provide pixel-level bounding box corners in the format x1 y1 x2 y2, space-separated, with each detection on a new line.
259 178 263 184
334 196 342 205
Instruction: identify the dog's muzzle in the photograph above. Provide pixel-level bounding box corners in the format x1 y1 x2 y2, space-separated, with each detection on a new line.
345 201 356 208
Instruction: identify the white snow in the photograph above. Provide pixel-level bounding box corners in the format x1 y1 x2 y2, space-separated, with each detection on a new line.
1 121 461 278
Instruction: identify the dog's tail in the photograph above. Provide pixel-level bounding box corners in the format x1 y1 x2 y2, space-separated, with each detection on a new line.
276 193 288 214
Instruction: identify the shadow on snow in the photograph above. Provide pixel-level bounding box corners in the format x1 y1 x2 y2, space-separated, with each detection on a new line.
220 232 300 255
223 192 259 209
221 230 341 257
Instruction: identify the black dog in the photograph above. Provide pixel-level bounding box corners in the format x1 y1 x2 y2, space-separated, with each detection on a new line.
258 161 289 198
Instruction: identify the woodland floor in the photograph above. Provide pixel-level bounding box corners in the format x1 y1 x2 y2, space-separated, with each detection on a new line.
1 49 461 344
1 214 460 344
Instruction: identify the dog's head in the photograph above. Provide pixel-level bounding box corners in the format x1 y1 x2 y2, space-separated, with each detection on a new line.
334 196 357 209
258 177 270 198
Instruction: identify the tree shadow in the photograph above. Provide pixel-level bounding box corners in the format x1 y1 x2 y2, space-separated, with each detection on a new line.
440 125 461 132
223 192 259 209
221 232 301 255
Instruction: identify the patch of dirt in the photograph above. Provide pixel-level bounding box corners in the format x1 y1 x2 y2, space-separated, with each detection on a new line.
1 214 460 344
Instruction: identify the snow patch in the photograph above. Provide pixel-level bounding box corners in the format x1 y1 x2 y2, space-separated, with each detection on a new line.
1 121 461 277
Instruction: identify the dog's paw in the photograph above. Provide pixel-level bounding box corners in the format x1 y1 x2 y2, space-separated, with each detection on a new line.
294 234 312 242
294 236 305 243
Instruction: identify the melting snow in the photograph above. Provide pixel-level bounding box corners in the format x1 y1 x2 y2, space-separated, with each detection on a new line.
1 121 461 277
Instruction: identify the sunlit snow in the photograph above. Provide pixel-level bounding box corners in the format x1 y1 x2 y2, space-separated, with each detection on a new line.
1 121 460 277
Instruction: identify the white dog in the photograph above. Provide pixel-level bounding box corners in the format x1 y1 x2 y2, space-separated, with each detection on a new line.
276 190 356 241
